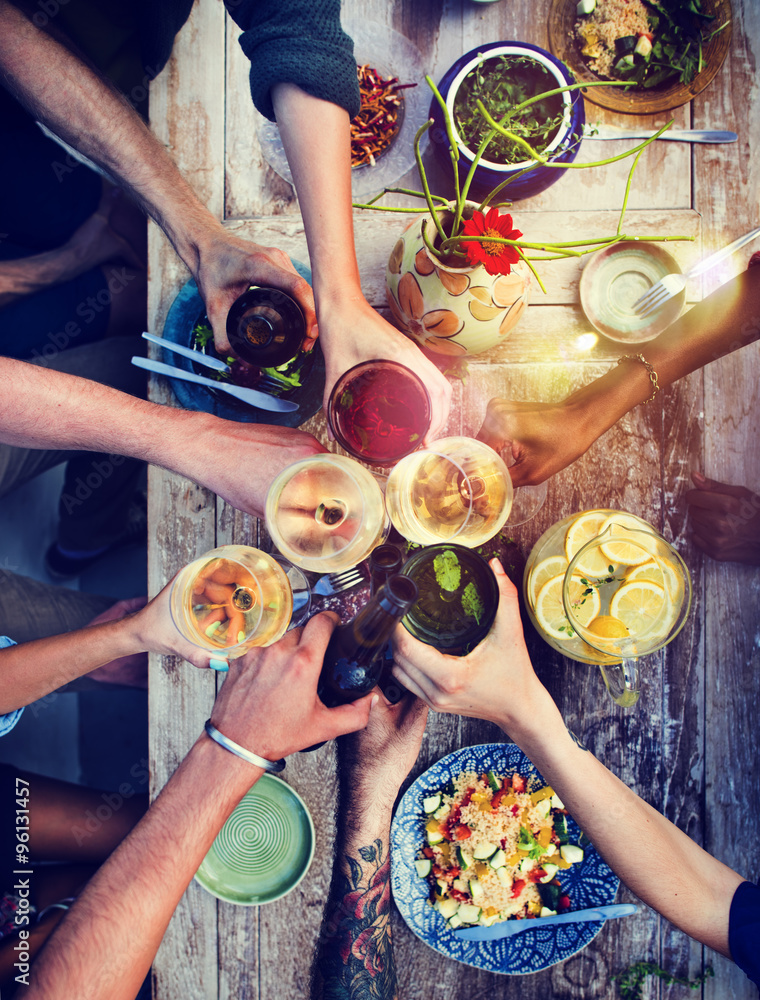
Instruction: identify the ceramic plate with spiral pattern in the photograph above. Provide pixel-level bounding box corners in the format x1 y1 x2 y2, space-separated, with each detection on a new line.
195 774 315 905
390 743 619 973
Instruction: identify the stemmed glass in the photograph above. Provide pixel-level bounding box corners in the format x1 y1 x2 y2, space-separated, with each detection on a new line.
265 453 389 573
502 451 548 526
169 545 294 669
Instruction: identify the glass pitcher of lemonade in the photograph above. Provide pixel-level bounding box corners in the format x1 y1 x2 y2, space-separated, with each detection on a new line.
523 509 692 707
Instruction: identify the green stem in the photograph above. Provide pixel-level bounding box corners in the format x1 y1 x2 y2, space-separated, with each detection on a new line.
412 118 446 247
426 76 461 223
516 247 547 294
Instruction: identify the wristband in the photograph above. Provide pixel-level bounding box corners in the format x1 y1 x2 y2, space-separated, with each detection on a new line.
204 719 286 773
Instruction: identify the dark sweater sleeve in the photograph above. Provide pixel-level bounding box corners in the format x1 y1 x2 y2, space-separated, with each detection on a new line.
729 881 760 992
224 0 360 122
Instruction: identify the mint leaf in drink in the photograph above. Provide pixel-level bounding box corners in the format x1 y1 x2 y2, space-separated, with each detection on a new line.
434 549 461 592
461 582 484 624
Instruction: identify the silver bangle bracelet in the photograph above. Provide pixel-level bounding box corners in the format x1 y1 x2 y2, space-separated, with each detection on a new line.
204 720 286 773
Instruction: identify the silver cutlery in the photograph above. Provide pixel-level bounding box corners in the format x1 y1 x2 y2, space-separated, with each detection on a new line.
632 226 760 317
453 903 638 941
131 356 299 413
583 125 737 144
141 331 284 393
313 567 366 597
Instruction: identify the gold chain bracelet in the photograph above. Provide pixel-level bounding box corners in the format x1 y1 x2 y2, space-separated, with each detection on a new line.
616 353 660 403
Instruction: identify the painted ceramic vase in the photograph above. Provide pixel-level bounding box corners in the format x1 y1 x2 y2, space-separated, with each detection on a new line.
385 209 530 356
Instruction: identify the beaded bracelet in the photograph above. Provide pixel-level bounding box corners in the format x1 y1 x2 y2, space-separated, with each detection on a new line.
616 353 660 403
204 720 286 773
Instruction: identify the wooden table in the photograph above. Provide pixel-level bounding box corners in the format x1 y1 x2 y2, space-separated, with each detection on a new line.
146 2 760 997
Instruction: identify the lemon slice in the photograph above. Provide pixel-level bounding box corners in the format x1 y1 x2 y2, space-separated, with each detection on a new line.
564 511 610 577
609 579 667 637
528 554 569 604
535 573 601 641
626 558 683 603
598 514 657 567
587 615 629 639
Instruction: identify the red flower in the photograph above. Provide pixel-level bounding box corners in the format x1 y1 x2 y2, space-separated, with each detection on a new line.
461 207 523 276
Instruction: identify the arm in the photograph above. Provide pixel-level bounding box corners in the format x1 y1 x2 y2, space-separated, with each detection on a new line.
479 266 760 485
685 471 760 564
272 83 452 442
392 559 744 958
0 1 316 349
0 357 326 517
20 613 374 1000
312 695 428 999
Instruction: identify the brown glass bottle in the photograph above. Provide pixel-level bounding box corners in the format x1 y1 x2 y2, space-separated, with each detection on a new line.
317 574 418 708
226 286 305 367
368 543 403 595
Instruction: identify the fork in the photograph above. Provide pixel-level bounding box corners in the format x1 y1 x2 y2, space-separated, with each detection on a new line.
632 227 760 318
313 567 366 597
141 331 285 393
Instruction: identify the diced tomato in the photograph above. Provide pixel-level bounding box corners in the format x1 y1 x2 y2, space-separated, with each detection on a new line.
528 868 546 883
559 895 571 912
454 824 472 841
491 777 510 811
450 888 469 902
512 773 527 793
460 787 475 808
500 837 508 849
447 865 461 879
432 865 445 879
510 804 520 816
422 846 434 859
511 879 526 898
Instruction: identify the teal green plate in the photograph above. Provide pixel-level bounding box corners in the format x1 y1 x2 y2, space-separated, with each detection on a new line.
195 774 315 905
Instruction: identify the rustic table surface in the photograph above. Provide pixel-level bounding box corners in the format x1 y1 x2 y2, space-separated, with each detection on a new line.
146 1 760 998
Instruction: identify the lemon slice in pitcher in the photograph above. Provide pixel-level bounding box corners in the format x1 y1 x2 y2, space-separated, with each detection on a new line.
609 579 667 637
564 511 610 577
535 574 601 640
626 558 683 603
528 554 569 604
598 514 657 567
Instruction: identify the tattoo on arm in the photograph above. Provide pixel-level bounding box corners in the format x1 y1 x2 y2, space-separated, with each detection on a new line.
313 837 397 1000
567 727 589 751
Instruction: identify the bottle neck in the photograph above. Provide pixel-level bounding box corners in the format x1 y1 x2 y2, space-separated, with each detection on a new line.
342 574 418 657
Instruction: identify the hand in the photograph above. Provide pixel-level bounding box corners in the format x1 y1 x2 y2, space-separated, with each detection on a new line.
66 184 146 272
194 230 318 354
210 612 374 759
686 471 760 564
126 581 214 669
85 597 149 687
182 420 328 519
477 398 594 487
338 694 428 802
318 296 452 444
392 559 544 728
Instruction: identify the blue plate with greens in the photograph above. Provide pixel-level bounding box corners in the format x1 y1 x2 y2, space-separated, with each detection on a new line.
390 743 619 974
160 266 325 427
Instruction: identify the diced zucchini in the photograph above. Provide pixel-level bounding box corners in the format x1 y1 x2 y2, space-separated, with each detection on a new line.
576 0 596 13
469 879 485 903
550 792 565 810
479 912 500 927
423 793 442 814
433 804 449 821
539 863 559 883
538 881 561 911
437 878 448 893
415 859 432 878
540 906 558 917
536 798 552 818
545 843 558 857
472 841 498 860
457 904 482 924
614 54 635 73
560 844 584 864
457 846 473 869
452 878 469 894
615 35 637 54
447 913 464 930
438 896 460 920
634 34 653 57
518 857 536 873
496 867 510 887
486 770 501 792
427 829 444 846
489 849 507 870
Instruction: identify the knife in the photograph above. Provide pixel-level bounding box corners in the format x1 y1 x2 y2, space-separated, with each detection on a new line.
583 125 737 144
131 356 299 412
142 330 230 372
453 903 638 941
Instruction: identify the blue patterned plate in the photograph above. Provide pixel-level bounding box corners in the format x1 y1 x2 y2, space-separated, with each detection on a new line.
390 743 619 974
